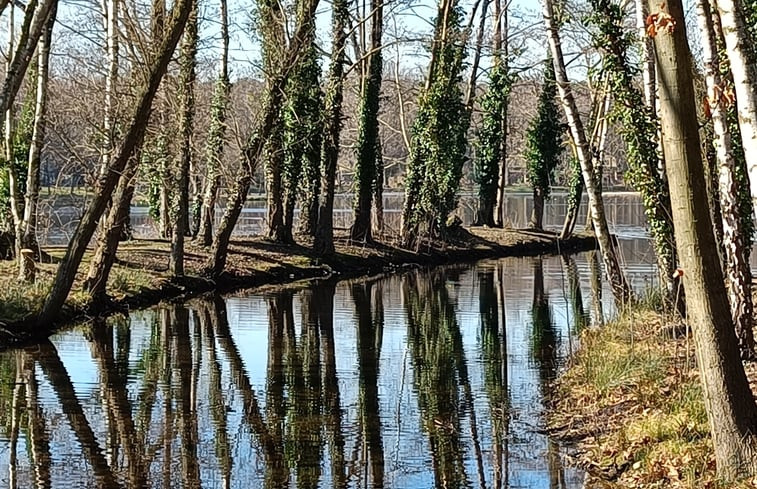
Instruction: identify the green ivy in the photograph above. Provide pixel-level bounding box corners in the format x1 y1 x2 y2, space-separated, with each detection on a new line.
282 42 323 233
524 56 564 201
403 3 470 243
587 0 675 279
474 62 513 223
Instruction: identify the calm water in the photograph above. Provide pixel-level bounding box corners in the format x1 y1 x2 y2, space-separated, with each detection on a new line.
0 247 660 489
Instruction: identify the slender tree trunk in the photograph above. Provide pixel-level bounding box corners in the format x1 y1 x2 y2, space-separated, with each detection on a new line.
494 0 509 227
372 139 384 234
350 0 384 242
530 187 544 230
313 0 348 256
543 0 632 304
19 1 55 281
169 0 197 277
197 0 230 247
651 0 757 480
37 0 193 325
715 0 757 214
0 0 57 131
697 0 755 358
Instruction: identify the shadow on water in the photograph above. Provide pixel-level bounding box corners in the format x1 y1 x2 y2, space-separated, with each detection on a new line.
0 256 616 488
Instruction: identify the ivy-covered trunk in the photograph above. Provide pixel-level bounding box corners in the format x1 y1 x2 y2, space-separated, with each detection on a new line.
474 62 511 227
197 0 230 246
313 0 348 255
169 0 197 276
401 0 470 248
350 0 383 243
282 40 322 242
205 0 321 276
588 0 677 297
524 56 562 232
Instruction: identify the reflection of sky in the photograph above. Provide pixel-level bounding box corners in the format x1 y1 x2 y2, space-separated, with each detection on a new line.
0 233 660 488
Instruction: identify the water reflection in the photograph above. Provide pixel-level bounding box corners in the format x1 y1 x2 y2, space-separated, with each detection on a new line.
0 258 613 488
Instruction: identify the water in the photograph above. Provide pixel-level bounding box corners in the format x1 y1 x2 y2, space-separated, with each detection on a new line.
0 246 660 489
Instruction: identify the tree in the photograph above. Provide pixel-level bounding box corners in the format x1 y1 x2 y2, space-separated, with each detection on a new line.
350 0 384 242
196 0 231 246
37 0 194 325
169 0 198 276
696 0 755 358
401 0 470 247
205 0 321 277
650 0 757 480
588 0 677 297
715 0 757 215
474 62 512 227
524 55 563 231
312 0 349 255
18 1 56 281
543 0 632 304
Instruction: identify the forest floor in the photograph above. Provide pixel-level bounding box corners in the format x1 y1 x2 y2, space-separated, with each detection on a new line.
549 299 757 489
0 226 596 345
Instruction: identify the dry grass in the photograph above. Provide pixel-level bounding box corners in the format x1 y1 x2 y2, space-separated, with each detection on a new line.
549 306 757 488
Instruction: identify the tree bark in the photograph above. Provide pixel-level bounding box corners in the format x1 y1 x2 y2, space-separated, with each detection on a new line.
19 0 56 275
196 0 230 246
697 0 755 358
169 0 197 277
37 0 193 325
543 0 632 304
651 0 757 480
715 0 757 215
350 0 384 243
313 0 348 256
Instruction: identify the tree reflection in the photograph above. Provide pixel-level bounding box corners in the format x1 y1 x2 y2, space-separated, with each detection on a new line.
529 258 568 489
351 281 385 489
403 271 470 489
561 255 589 333
481 264 510 489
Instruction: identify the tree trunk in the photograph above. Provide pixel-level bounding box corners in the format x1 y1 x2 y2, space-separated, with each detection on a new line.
651 0 757 480
530 187 544 230
169 0 197 277
196 0 230 247
0 0 57 131
543 0 632 305
372 139 384 234
206 0 321 276
313 0 348 256
19 3 55 281
493 1 509 227
716 0 757 215
37 0 193 325
350 0 384 243
696 0 755 358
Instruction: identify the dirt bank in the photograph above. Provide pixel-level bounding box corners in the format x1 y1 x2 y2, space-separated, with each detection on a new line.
0 227 597 347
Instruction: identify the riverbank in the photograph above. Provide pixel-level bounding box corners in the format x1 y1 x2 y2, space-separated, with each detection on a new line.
548 302 757 488
0 226 596 346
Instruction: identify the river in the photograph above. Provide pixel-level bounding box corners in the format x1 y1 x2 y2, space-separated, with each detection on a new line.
0 194 661 488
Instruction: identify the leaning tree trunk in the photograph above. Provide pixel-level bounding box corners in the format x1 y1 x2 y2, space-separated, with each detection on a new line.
313 0 348 256
169 0 197 277
205 0 321 277
543 0 632 304
696 0 755 358
350 0 384 243
715 0 757 214
18 0 56 280
37 0 193 326
651 0 757 481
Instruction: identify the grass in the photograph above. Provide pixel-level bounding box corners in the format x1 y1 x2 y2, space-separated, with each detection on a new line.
548 305 757 488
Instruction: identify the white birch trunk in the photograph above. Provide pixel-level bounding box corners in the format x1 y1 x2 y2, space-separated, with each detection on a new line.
543 0 632 304
716 0 757 215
